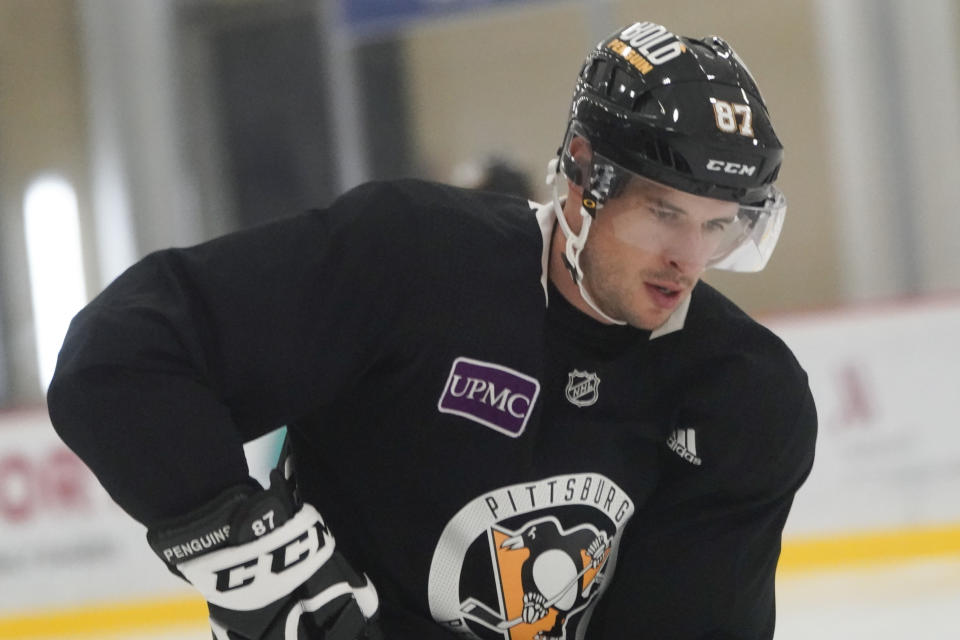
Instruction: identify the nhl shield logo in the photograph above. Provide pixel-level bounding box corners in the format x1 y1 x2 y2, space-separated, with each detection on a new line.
565 370 600 407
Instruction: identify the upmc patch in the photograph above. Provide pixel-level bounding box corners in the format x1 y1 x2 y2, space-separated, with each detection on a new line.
437 357 540 438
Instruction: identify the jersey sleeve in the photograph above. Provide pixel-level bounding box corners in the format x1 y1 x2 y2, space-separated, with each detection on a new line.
47 181 424 526
592 340 817 639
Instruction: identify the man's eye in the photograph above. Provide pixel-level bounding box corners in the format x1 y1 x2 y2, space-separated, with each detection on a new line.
651 208 676 221
705 220 729 232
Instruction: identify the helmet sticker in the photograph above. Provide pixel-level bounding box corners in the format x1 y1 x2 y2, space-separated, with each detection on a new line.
605 38 654 75
711 99 755 137
608 22 687 70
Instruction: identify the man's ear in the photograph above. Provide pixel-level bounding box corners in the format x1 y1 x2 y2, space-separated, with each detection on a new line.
566 134 592 190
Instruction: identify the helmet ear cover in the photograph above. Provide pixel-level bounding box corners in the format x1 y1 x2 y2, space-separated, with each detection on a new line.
560 144 585 188
558 122 632 204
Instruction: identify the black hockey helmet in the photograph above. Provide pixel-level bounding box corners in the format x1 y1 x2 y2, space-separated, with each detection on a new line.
550 21 786 285
562 21 783 204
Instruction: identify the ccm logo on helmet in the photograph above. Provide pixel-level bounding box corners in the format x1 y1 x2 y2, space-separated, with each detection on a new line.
706 159 757 176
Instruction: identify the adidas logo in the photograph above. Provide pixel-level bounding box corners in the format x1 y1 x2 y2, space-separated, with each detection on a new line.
667 428 702 466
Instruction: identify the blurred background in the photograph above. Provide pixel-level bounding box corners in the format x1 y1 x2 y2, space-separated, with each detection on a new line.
0 0 958 638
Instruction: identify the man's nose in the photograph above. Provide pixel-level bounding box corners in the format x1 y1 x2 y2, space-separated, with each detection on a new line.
662 226 709 275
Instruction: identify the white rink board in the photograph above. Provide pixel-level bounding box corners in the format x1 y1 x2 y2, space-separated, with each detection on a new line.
0 410 281 615
0 410 193 614
766 297 960 537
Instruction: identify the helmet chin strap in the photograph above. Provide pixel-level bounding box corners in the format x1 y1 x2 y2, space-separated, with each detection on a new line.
547 159 627 326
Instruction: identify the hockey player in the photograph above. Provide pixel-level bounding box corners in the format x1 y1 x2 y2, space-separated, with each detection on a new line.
47 20 816 640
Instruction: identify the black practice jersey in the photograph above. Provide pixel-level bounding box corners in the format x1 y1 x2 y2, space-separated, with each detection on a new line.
48 179 816 639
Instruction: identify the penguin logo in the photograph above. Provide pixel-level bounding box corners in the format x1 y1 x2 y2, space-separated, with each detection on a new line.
460 517 612 640
428 472 634 640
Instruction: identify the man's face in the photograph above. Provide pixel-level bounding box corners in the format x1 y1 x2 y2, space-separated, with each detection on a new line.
576 176 740 330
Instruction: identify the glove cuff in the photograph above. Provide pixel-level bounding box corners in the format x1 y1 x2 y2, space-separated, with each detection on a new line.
147 479 261 569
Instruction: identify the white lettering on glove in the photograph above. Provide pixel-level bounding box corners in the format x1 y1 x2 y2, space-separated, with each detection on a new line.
177 504 335 610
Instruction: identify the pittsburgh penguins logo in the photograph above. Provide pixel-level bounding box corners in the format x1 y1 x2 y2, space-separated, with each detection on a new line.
461 517 611 640
428 473 634 640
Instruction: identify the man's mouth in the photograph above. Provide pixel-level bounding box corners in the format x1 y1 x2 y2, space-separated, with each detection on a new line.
644 282 683 309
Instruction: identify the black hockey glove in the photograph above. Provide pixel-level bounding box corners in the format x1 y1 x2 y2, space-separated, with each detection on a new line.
147 465 381 640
